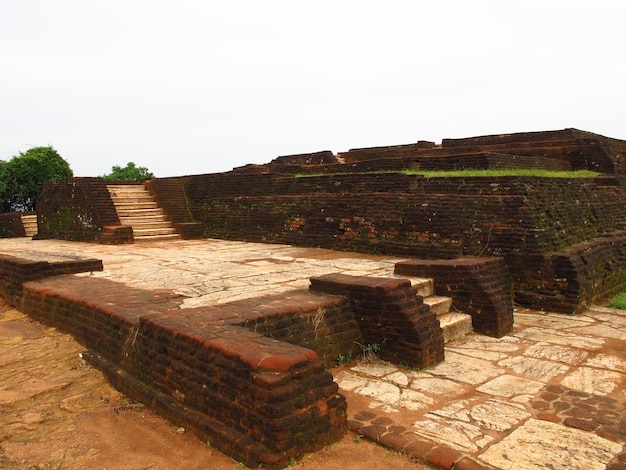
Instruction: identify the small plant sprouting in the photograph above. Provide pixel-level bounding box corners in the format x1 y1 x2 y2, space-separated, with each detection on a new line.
289 456 296 466
335 350 354 367
354 434 363 443
355 340 384 363
237 462 245 469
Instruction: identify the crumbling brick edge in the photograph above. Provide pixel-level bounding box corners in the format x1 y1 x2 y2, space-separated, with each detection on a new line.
0 253 449 468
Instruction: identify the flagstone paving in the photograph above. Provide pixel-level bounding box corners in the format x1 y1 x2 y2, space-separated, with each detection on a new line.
1 238 625 469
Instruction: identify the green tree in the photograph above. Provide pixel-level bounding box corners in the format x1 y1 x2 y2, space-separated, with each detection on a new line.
0 146 73 212
102 162 155 181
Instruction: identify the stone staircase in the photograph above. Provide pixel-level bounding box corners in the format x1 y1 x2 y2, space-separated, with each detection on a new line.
21 213 37 238
408 277 473 343
107 184 180 242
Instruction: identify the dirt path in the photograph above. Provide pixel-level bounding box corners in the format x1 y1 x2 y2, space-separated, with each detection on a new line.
0 302 427 470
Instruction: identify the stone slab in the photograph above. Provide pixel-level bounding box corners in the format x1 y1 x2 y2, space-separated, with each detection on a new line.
479 418 623 470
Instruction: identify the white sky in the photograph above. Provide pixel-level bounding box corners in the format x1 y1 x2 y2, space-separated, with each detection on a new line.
1 1 624 177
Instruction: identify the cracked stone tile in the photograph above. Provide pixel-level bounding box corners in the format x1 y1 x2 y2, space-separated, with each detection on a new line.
524 342 589 366
409 376 469 398
585 311 626 328
349 362 399 378
469 398 531 432
584 353 626 374
560 366 623 396
514 312 595 329
344 377 434 412
427 400 473 422
412 416 487 452
567 323 626 340
479 418 623 470
497 356 569 382
475 374 544 397
385 371 409 387
334 371 368 392
427 351 505 385
447 335 521 352
514 327 605 350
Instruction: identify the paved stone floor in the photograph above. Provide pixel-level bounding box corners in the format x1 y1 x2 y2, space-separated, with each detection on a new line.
2 238 626 469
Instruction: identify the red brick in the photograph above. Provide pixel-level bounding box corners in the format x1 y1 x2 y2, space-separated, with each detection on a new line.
454 457 495 470
564 417 597 432
378 431 417 451
404 438 435 459
537 412 561 423
426 445 462 470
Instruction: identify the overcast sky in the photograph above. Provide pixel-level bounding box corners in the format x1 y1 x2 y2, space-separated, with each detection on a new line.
1 1 624 177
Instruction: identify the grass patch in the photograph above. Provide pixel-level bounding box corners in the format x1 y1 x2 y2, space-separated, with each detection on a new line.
411 169 600 178
295 169 600 178
608 293 626 310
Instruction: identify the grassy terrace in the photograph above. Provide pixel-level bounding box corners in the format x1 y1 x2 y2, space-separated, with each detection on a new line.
296 169 601 178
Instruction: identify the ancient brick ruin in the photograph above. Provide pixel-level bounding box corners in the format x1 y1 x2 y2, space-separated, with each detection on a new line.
3 127 626 467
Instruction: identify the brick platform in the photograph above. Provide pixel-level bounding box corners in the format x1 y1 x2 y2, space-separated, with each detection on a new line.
0 250 446 468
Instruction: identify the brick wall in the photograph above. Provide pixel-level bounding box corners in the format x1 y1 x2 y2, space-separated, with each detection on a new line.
395 257 514 337
35 177 125 242
309 274 444 369
0 212 28 238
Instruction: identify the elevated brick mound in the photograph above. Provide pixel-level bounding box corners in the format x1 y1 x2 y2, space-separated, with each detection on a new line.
30 128 626 313
0 253 445 468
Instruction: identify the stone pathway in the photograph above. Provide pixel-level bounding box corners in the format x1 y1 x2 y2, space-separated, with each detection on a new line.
1 238 625 469
337 307 626 469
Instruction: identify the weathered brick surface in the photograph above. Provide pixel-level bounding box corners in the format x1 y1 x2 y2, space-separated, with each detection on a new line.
0 254 356 468
0 212 29 238
394 257 513 337
309 273 444 369
35 177 122 243
23 129 626 313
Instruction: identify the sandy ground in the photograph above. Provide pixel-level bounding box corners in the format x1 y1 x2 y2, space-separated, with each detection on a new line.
0 302 427 470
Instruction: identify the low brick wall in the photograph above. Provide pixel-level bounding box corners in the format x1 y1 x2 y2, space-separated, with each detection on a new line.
310 274 444 369
394 257 514 337
4 253 464 467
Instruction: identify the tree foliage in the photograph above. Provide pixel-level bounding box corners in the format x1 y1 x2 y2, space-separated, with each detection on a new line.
0 146 73 212
102 162 155 181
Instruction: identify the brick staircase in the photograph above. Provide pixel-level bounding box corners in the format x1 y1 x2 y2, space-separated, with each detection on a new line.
409 277 473 343
21 214 37 238
107 184 180 242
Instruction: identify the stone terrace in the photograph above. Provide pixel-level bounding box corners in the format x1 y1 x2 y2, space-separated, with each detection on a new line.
0 238 625 469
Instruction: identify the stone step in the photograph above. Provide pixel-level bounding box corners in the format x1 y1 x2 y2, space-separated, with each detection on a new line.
407 277 434 297
107 184 150 193
438 312 473 343
121 220 174 230
132 227 178 237
109 195 156 204
116 208 165 217
21 214 37 237
424 295 453 315
119 215 171 224
112 201 159 210
107 184 180 242
134 233 181 242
